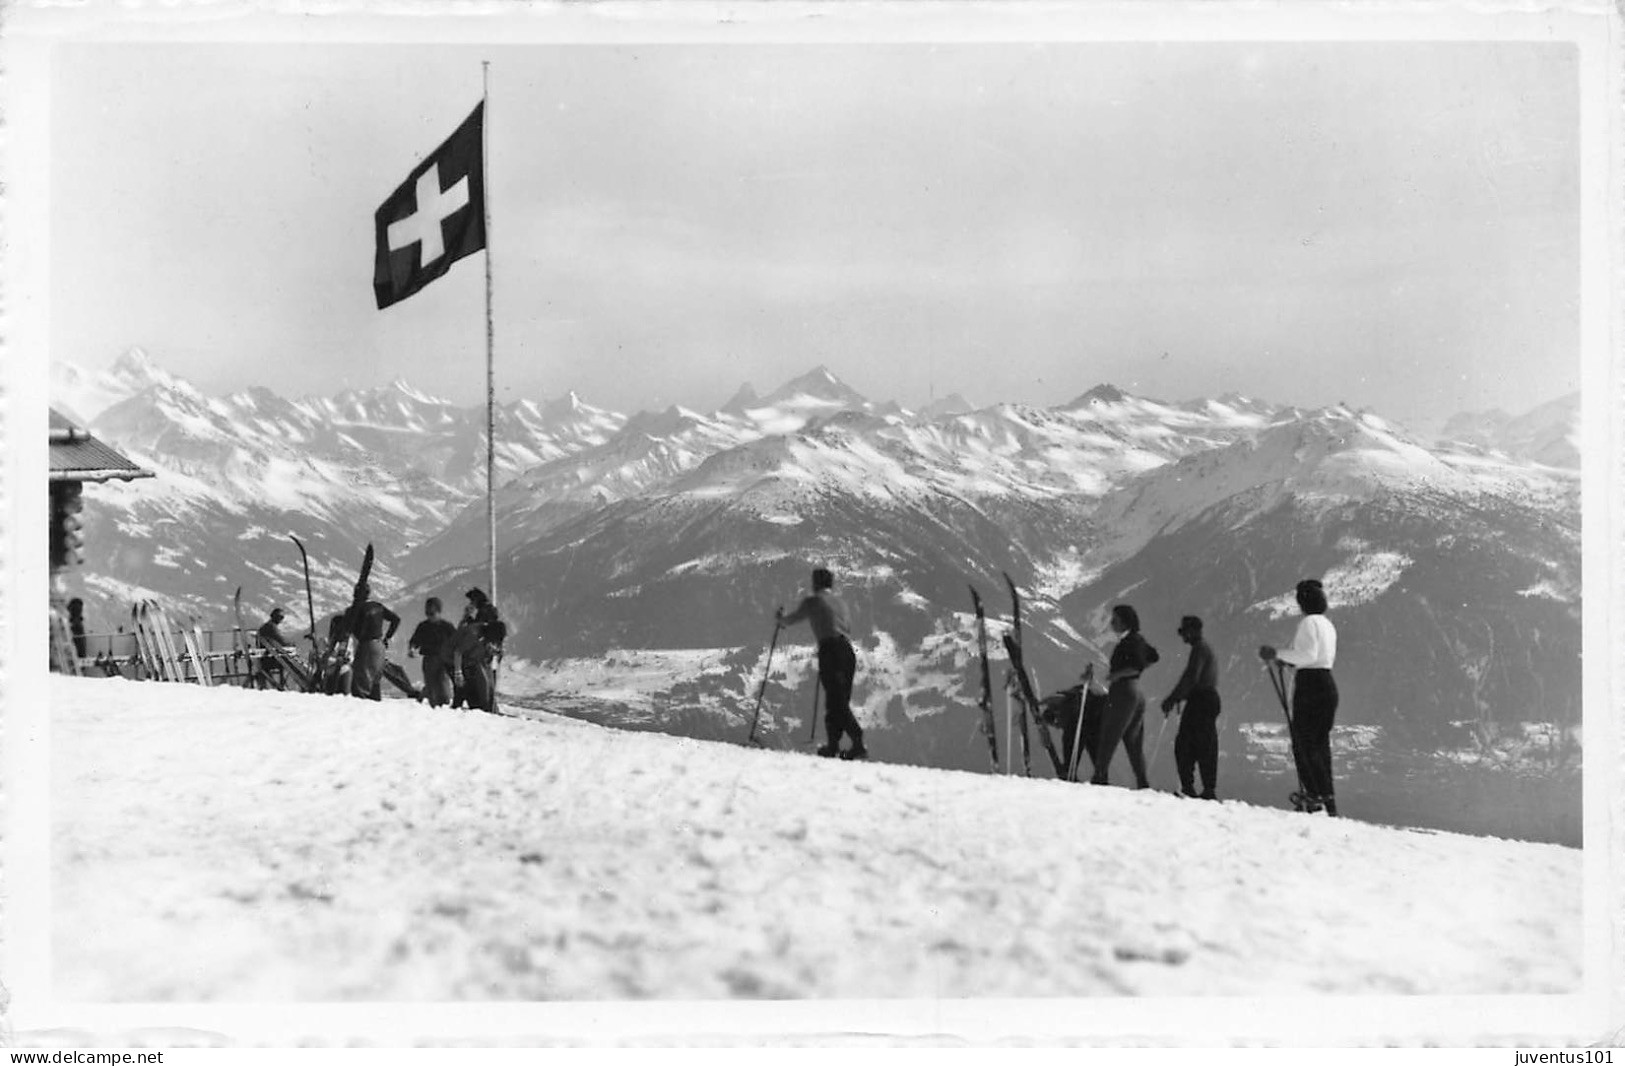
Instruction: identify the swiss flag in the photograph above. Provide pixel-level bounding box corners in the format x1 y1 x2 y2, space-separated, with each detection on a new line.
373 103 485 309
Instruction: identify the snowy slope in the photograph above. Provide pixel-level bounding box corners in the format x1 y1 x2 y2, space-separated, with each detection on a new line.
52 675 1580 1002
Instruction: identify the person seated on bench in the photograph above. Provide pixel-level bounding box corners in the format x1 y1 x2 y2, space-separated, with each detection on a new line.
256 607 296 688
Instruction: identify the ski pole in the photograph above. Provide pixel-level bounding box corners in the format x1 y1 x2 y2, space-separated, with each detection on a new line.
746 621 782 745
1264 658 1313 810
1149 700 1178 772
806 673 822 744
1067 664 1095 782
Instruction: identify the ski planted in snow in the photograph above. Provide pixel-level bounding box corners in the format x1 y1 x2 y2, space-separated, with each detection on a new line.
1001 665 1033 775
968 585 1000 772
289 534 323 691
348 542 374 664
49 604 82 676
232 586 254 687
135 600 189 683
130 603 157 679
187 615 215 686
147 601 180 680
1001 571 1067 779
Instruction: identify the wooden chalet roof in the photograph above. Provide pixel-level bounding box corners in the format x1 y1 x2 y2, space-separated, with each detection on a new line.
49 409 154 483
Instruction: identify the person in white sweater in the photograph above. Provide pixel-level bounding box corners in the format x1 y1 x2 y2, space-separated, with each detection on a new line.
1259 579 1340 816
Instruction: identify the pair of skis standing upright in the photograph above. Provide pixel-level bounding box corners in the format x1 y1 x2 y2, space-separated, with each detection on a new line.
970 572 1068 781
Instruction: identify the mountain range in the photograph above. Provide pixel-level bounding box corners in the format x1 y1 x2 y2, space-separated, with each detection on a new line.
52 348 1580 780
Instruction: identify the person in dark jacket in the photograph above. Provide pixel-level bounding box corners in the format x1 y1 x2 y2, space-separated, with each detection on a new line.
777 567 866 760
1090 603 1158 788
1161 615 1221 799
466 588 508 650
346 582 400 701
257 607 294 651
256 607 296 688
407 597 458 707
1261 578 1340 816
451 600 493 711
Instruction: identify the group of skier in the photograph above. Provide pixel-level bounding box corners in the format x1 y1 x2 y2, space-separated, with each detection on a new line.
254 585 507 713
257 556 1339 813
405 588 508 712
773 567 1341 815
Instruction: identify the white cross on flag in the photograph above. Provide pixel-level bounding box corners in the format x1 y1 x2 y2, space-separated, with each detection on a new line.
373 102 485 309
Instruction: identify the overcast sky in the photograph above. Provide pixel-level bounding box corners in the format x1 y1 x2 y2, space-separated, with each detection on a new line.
50 39 1578 429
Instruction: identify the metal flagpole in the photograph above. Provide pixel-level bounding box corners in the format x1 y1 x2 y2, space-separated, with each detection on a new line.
482 60 497 605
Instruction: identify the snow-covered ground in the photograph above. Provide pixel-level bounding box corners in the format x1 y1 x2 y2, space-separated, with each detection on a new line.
52 675 1580 1002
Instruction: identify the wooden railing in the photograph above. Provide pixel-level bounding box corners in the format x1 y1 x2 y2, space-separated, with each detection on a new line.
50 599 310 688
50 599 420 701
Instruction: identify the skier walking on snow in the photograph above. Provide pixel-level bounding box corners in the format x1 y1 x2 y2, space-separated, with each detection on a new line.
407 597 458 707
1089 603 1158 789
776 567 867 760
1260 579 1340 816
345 582 400 701
1161 615 1221 799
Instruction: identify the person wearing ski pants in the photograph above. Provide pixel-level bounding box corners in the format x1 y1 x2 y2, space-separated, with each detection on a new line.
346 582 401 701
777 567 866 760
1090 603 1159 788
1161 615 1221 799
1260 579 1340 816
407 597 458 707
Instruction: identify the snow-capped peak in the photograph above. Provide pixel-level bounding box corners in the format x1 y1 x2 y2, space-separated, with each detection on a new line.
110 345 163 380
1437 392 1578 469
537 390 593 421
387 376 447 406
1067 383 1130 407
759 365 869 409
917 392 975 420
721 382 761 416
114 348 196 397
